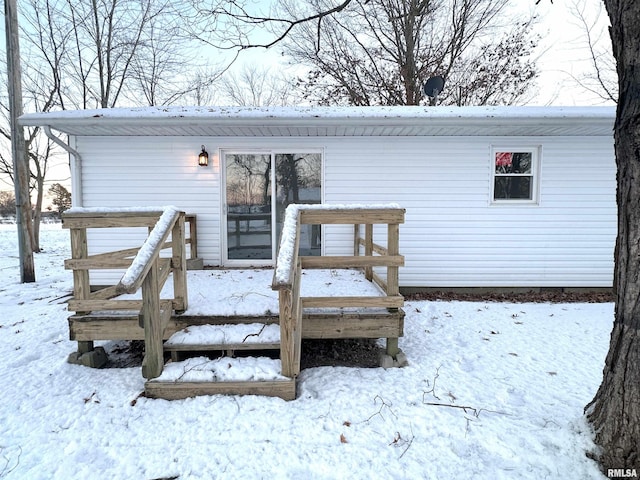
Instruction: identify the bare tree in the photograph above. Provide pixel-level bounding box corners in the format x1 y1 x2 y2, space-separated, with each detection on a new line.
0 190 16 217
48 182 71 217
16 0 208 110
568 0 617 103
24 132 57 249
207 0 538 106
60 0 176 108
447 24 539 106
0 117 58 251
1 0 77 251
585 0 640 473
182 68 222 106
122 3 225 106
1 0 218 252
218 64 296 106
281 0 539 106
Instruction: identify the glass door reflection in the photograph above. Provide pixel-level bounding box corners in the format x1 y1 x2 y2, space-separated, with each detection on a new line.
275 153 322 257
225 153 273 260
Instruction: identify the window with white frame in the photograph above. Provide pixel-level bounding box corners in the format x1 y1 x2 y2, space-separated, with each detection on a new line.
491 147 540 203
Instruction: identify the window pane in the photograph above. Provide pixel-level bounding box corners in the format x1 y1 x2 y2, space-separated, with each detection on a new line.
494 176 533 200
275 153 322 256
495 152 532 174
226 153 272 260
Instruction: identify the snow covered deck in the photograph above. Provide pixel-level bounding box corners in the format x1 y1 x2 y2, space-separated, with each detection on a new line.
150 268 388 318
68 268 404 342
62 205 406 400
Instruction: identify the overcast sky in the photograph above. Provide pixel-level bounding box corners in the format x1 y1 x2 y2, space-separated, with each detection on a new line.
524 0 614 105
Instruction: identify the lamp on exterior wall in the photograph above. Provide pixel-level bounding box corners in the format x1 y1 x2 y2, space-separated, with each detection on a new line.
198 145 209 167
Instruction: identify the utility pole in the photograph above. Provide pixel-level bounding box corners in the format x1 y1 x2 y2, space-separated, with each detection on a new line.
5 0 35 282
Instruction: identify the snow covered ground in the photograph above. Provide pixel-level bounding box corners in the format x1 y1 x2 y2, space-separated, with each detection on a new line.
0 224 611 479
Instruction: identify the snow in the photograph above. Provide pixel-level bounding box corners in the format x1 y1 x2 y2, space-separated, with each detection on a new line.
18 105 615 140
65 205 174 214
273 204 301 287
0 223 611 479
155 356 287 383
117 206 179 291
20 104 616 124
118 268 384 317
165 323 281 347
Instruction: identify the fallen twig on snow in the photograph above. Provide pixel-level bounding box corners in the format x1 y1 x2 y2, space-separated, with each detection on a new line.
366 395 398 422
422 401 508 419
243 323 267 343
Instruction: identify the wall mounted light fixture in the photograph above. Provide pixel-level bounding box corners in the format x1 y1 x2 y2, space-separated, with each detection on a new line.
198 145 209 167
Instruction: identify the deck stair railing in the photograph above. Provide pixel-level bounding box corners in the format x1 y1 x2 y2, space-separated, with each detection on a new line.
272 204 406 380
62 207 189 373
62 204 404 400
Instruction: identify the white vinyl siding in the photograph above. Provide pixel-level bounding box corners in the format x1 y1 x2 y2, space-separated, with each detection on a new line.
75 134 615 288
76 136 222 285
321 136 615 287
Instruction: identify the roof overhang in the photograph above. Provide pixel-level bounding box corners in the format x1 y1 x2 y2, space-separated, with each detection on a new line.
19 105 616 137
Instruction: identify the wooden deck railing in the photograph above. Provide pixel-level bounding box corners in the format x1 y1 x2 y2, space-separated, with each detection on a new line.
62 207 190 378
272 204 406 378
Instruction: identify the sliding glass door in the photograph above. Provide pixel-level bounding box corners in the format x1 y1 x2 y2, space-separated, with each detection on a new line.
223 151 322 265
225 153 273 261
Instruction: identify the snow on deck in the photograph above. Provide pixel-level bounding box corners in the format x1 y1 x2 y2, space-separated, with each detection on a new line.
117 268 385 317
164 323 280 347
153 356 288 382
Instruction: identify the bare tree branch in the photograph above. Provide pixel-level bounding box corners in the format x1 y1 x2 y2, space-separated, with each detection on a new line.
281 0 537 106
567 0 617 103
209 0 358 50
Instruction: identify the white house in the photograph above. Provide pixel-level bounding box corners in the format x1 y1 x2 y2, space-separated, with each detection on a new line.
20 105 617 289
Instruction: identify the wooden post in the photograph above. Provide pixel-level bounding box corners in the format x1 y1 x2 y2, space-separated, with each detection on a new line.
171 212 188 312
365 224 373 281
278 219 302 379
387 223 400 296
292 260 302 376
386 222 400 357
70 227 93 354
279 288 295 377
353 224 360 257
279 259 302 378
141 260 163 379
186 215 198 259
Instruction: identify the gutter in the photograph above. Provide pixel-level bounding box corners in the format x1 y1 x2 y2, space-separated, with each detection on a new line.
43 126 83 207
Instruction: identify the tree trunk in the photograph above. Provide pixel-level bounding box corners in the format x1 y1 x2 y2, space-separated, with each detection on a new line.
29 144 42 252
32 174 43 252
585 0 640 472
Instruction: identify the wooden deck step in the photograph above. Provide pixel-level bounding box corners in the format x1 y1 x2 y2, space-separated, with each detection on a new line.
163 322 281 352
144 356 295 400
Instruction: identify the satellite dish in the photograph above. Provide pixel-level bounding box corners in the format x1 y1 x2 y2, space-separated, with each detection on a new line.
423 75 445 99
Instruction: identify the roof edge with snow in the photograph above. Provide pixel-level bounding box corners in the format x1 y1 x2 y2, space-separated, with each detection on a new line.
19 105 616 137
